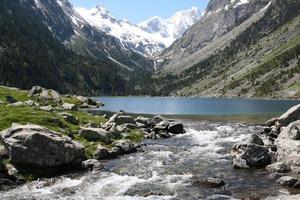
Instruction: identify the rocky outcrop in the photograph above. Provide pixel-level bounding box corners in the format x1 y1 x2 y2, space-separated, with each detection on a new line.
0 124 85 170
277 176 300 189
231 134 271 169
275 120 300 162
277 104 300 127
29 86 61 101
81 159 103 171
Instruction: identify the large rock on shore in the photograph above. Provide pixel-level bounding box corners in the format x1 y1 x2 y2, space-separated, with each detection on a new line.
275 120 300 162
278 104 300 127
29 86 61 101
0 124 85 169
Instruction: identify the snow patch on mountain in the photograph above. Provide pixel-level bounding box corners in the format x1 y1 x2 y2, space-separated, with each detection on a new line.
139 7 204 47
75 5 203 57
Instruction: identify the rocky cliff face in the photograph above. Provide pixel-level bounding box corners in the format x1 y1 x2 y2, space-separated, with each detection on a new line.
157 0 271 70
154 0 300 99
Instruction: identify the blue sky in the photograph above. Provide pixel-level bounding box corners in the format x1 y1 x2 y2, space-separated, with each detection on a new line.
70 0 209 23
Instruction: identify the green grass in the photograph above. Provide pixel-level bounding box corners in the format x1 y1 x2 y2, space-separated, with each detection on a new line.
123 129 145 143
0 86 29 102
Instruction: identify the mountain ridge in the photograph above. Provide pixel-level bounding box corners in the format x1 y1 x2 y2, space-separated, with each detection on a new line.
75 4 203 58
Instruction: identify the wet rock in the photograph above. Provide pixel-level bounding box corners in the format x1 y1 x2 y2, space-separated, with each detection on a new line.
278 104 300 127
82 159 103 171
151 115 166 125
135 116 150 126
231 143 271 169
60 112 79 125
93 145 111 160
116 115 136 125
113 140 136 154
109 147 122 158
157 131 172 139
6 96 17 104
168 123 184 134
0 124 85 169
124 183 173 197
266 162 291 173
192 177 226 188
154 125 167 132
265 117 278 127
62 103 77 111
79 128 112 143
245 134 264 146
277 176 300 188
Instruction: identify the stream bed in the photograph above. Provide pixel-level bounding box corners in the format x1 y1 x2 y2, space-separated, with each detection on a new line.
1 121 299 199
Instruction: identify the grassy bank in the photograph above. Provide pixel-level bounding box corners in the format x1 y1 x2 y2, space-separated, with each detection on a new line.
0 86 143 158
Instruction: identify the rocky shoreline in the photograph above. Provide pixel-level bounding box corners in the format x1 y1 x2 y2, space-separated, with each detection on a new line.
0 86 185 190
231 104 300 191
1 85 300 197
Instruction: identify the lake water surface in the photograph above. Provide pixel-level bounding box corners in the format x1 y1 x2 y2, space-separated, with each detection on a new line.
95 97 300 116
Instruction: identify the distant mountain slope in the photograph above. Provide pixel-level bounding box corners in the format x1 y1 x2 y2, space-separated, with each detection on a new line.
157 0 271 70
33 0 154 71
0 0 155 95
75 5 203 58
154 0 300 99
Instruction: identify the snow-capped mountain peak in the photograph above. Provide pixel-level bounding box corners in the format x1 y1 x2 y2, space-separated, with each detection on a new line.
75 5 203 57
139 7 204 46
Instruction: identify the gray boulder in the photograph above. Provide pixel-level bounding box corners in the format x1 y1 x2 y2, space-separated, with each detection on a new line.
266 162 291 173
135 116 150 126
265 117 278 127
151 115 166 125
79 128 112 143
275 121 300 161
28 86 43 96
113 140 136 154
168 123 184 134
192 177 226 188
245 134 264 146
0 124 85 169
277 176 300 188
231 143 271 169
278 104 300 127
116 116 136 125
39 89 61 101
82 159 103 171
93 145 111 160
62 103 77 111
